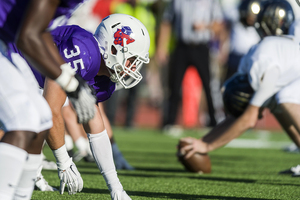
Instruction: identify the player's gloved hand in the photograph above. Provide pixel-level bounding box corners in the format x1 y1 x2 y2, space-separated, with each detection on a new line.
57 157 83 195
66 74 97 123
55 63 96 123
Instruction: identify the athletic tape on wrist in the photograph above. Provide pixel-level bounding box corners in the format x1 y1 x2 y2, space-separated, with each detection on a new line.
55 63 79 92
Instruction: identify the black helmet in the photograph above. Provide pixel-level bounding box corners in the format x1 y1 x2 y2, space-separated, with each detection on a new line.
255 0 294 38
222 74 254 117
239 0 265 27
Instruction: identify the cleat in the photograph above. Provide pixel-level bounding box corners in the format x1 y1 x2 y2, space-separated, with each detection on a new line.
114 155 134 170
35 176 58 191
112 143 134 170
279 165 300 174
83 154 95 163
282 143 300 153
42 159 57 170
73 150 87 162
35 165 58 191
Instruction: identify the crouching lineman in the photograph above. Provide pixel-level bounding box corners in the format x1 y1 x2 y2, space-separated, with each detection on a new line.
0 0 96 199
178 0 300 176
13 13 149 199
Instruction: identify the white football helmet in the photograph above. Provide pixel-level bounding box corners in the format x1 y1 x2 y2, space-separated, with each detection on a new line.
94 13 150 89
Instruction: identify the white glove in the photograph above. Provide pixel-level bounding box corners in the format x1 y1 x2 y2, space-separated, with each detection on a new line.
57 157 83 195
55 64 96 124
66 74 96 124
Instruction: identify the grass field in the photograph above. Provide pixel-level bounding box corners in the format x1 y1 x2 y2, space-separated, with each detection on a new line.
32 128 300 200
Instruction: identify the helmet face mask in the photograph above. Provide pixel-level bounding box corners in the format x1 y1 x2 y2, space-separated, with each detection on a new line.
94 14 150 89
110 55 144 88
255 0 294 38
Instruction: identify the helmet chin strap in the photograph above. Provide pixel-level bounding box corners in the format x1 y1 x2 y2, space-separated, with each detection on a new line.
107 69 118 83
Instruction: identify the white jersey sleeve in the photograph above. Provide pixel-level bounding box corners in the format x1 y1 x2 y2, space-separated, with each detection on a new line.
238 36 300 92
250 67 280 107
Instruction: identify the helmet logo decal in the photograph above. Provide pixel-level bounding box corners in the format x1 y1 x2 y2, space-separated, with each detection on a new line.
113 26 135 47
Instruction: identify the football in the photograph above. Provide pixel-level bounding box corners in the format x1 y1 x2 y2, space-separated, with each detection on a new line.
177 140 211 174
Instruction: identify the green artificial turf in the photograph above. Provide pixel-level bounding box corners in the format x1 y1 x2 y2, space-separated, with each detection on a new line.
32 128 300 200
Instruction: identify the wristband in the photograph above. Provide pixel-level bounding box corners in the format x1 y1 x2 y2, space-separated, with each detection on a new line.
55 63 79 92
52 145 70 169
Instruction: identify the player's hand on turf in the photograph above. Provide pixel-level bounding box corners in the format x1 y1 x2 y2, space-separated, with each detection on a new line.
179 137 208 159
66 74 96 124
57 157 83 195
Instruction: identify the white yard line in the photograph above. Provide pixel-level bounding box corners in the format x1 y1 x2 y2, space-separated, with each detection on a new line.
166 129 292 149
225 139 291 149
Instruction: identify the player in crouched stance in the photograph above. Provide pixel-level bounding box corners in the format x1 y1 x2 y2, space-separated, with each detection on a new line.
27 13 149 199
178 0 300 176
0 0 96 199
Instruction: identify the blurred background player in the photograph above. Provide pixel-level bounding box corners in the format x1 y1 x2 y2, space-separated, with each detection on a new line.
222 0 261 82
0 0 97 199
178 0 300 176
156 0 224 130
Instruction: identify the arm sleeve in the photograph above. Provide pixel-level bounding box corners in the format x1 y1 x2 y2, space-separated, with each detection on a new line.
250 67 280 107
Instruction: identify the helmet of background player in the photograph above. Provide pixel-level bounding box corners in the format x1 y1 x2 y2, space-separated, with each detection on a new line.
255 0 295 39
239 0 264 27
221 73 254 118
94 13 150 89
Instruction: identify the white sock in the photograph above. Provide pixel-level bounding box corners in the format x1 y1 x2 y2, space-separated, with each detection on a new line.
87 130 123 192
14 154 42 200
75 136 88 153
64 134 74 151
0 143 28 200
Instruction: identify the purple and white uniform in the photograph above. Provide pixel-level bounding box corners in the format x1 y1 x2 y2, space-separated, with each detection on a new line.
0 0 85 133
30 25 116 102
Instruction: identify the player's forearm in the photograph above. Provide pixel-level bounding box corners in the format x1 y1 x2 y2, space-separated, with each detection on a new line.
207 109 257 152
16 0 63 80
202 116 236 144
157 21 171 54
46 112 66 150
43 79 68 150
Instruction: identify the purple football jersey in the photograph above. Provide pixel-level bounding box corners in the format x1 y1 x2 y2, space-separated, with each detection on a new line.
51 25 101 81
88 76 116 102
0 0 85 43
9 25 116 102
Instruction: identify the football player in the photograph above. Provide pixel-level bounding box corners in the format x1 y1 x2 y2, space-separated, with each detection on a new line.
14 13 149 199
223 0 261 81
0 0 96 199
179 0 300 176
